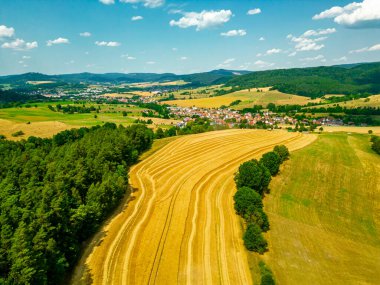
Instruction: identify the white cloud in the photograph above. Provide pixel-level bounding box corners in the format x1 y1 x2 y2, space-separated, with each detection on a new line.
288 51 297 57
180 56 188 60
95 41 121 47
132 16 143 21
259 37 265 41
99 0 115 4
256 53 262 57
254 60 274 68
334 56 348 61
217 58 235 68
170 10 232 31
247 8 261 15
300 54 326 62
0 25 15 38
349 43 380 53
120 0 165 8
80 32 91 37
172 47 178 51
313 0 380 28
266 48 282 55
2 39 38 51
22 55 31 59
287 28 335 51
47 37 70 46
221 29 246 37
302 28 336 37
121 54 136 60
146 61 156 64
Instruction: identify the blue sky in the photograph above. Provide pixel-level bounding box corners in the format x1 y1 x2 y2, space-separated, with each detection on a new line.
0 0 379 75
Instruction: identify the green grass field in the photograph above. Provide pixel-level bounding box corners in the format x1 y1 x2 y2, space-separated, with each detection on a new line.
0 101 177 140
261 133 380 284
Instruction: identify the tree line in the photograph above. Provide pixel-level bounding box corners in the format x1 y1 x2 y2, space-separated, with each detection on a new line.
233 145 289 253
0 123 153 284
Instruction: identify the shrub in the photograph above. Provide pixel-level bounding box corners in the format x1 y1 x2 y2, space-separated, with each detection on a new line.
259 261 275 285
234 159 271 195
243 223 268 253
0 134 6 140
260 151 281 176
11 130 24 137
273 145 289 163
371 135 380 155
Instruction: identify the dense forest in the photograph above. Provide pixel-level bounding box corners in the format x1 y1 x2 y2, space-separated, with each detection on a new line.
0 123 153 284
226 62 380 98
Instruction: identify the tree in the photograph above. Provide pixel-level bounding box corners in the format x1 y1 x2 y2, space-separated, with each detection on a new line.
243 223 268 253
234 187 263 216
122 111 128 117
368 130 373 134
260 152 281 176
155 128 165 139
273 145 290 163
319 127 324 132
234 159 271 195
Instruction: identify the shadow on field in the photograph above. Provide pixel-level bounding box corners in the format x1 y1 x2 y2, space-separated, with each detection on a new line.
67 185 137 285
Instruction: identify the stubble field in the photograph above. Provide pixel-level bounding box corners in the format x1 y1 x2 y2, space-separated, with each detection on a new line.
81 129 316 285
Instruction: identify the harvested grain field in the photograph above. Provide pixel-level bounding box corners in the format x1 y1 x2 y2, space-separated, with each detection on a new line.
81 129 316 285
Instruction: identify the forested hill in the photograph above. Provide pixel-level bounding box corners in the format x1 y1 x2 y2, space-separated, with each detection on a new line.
0 69 251 87
0 123 153 284
226 62 380 98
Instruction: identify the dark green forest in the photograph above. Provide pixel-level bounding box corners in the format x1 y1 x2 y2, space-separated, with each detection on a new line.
226 62 380 98
0 123 153 284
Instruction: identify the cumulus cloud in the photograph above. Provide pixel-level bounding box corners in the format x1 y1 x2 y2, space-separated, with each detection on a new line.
80 32 91 37
180 56 188 60
146 61 156 64
247 8 261 15
2 39 38 50
259 36 265 41
170 10 232 31
95 41 121 47
99 0 115 4
254 60 274 68
132 16 143 21
47 37 70 46
349 43 380 53
300 54 326 62
22 55 31 59
287 28 335 51
120 0 165 8
266 48 282 55
288 51 297 57
313 0 380 28
0 25 15 38
220 29 246 37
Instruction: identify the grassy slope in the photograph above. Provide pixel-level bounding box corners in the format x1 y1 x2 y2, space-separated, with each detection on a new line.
263 133 380 284
166 89 316 109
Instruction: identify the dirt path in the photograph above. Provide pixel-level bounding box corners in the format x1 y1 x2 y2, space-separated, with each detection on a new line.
82 129 316 285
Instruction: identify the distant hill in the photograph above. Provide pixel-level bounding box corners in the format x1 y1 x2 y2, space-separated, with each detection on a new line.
226 62 380 98
0 69 251 87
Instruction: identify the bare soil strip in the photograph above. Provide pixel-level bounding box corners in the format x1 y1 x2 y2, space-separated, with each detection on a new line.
82 129 316 285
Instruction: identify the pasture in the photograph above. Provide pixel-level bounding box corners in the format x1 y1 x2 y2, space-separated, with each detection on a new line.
263 133 380 284
0 101 177 140
81 129 316 285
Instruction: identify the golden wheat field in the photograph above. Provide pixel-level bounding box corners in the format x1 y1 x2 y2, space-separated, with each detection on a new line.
166 89 319 109
80 129 316 285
